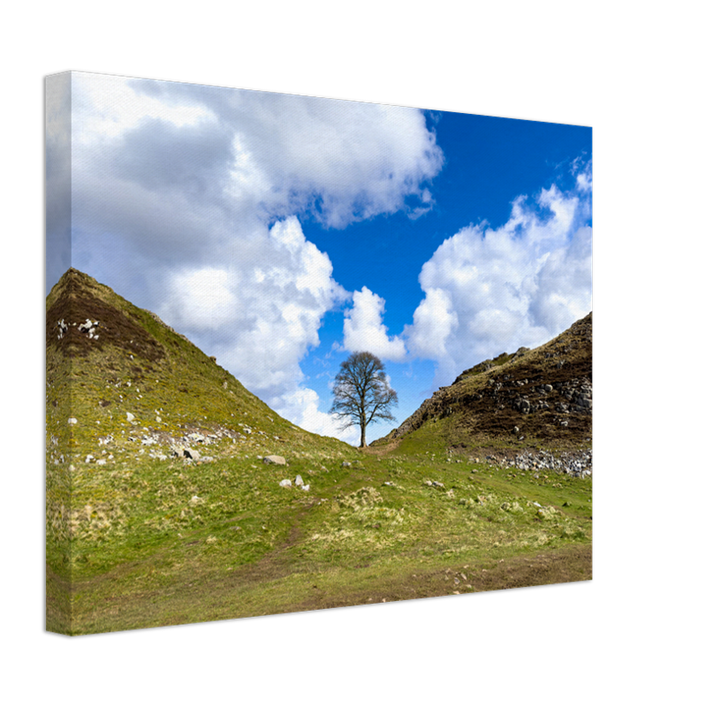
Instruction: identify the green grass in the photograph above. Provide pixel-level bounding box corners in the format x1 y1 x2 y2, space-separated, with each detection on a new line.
47 442 592 635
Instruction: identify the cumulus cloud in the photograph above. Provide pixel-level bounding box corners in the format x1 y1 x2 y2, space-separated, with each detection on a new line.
158 216 346 400
406 167 592 385
59 73 443 438
405 288 458 359
161 267 240 331
273 387 359 445
343 287 407 361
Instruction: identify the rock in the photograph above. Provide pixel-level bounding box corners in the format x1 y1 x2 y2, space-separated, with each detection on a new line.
294 475 304 486
544 384 553 392
68 418 78 425
126 412 135 422
301 484 310 491
243 427 252 435
96 459 107 466
169 444 184 458
279 479 292 488
342 461 351 468
199 456 214 463
263 455 286 466
184 448 200 461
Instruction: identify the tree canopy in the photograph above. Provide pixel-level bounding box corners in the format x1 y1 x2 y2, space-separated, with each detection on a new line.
330 351 398 447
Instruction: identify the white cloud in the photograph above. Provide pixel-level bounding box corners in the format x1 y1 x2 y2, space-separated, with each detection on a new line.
162 267 239 330
274 387 359 445
159 217 346 400
405 288 458 359
343 286 407 361
62 73 444 441
406 173 592 385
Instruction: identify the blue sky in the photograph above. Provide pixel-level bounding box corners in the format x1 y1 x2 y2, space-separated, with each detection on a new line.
46 72 592 444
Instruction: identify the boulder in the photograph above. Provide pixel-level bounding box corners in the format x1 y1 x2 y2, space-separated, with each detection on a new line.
263 455 286 466
169 444 184 458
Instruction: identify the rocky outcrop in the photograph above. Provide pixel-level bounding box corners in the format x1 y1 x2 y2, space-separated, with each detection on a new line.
384 313 592 445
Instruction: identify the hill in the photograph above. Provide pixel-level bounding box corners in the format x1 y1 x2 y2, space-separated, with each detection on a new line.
374 313 592 465
46 267 345 459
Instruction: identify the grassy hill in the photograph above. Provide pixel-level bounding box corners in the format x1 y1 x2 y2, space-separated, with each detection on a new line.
46 270 592 635
374 312 592 459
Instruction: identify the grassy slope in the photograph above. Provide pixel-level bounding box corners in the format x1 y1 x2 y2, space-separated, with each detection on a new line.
46 270 592 635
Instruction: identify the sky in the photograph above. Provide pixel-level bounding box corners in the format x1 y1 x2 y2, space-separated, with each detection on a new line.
46 71 592 445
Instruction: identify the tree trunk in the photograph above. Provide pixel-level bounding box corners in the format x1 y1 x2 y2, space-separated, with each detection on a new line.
360 425 366 448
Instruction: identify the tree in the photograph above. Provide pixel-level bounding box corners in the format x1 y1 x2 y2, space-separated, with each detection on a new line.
330 351 398 448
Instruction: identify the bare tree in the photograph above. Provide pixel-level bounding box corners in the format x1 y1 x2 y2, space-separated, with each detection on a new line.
330 351 398 447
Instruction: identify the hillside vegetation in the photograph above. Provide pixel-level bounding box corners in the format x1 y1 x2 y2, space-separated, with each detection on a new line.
46 269 592 635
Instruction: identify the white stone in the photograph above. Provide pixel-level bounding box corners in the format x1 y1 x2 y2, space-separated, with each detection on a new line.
68 418 78 425
263 455 286 466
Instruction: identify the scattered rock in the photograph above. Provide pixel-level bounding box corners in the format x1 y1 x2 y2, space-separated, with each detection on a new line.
301 484 310 491
279 479 292 488
424 480 445 488
169 444 184 458
184 448 200 461
487 449 592 477
126 412 135 422
68 418 77 425
341 461 351 468
295 475 304 486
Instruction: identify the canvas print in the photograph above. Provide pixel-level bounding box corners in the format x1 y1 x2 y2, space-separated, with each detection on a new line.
46 72 592 635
